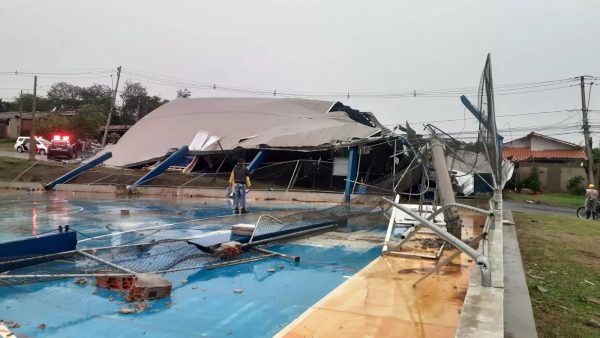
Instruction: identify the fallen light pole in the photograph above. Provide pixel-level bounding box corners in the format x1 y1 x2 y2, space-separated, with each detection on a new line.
383 197 492 287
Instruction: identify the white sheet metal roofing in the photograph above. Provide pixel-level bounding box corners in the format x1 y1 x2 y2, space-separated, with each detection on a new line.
103 97 389 167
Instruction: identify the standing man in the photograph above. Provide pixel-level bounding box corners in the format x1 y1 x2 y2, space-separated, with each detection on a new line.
585 183 598 220
229 158 251 214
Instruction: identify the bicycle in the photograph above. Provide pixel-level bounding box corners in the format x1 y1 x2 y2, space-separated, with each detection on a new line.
577 200 600 219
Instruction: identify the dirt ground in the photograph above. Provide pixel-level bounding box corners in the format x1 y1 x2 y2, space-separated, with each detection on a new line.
0 156 295 191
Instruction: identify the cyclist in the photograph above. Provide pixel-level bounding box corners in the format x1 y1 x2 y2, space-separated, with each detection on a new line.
585 184 599 220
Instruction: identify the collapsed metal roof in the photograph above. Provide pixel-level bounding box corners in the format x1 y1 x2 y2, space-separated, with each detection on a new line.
103 98 391 167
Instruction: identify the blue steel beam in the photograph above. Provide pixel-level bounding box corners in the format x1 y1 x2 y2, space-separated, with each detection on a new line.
128 146 189 191
461 95 505 178
460 95 486 125
247 150 266 172
45 152 112 190
344 146 359 202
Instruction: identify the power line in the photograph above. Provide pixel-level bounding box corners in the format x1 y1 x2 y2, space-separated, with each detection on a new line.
120 69 581 99
398 109 577 125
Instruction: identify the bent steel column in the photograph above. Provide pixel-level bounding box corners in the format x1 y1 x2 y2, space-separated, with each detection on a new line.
128 146 189 191
45 152 113 190
430 136 463 240
344 146 359 202
383 197 491 287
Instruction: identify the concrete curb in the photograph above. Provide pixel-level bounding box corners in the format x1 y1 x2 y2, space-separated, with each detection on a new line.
456 207 504 337
0 181 348 203
0 181 44 191
503 217 538 338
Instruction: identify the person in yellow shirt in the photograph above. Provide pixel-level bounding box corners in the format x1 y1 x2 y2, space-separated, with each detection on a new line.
229 158 251 214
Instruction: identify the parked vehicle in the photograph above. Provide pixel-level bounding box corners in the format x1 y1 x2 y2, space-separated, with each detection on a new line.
14 136 50 155
47 136 77 160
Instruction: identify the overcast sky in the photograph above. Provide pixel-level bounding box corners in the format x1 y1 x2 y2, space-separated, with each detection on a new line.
1 0 599 143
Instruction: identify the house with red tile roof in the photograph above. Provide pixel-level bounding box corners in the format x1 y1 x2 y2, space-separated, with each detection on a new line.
503 132 587 192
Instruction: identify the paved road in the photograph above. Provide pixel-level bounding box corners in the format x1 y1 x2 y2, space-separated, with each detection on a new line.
504 200 577 217
0 150 92 163
0 150 47 161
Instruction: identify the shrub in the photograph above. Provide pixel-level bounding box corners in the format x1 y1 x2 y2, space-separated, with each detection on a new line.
520 167 541 192
107 132 121 144
567 175 585 195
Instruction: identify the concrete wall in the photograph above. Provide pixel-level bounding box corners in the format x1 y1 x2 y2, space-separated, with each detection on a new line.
515 161 586 192
505 138 529 148
7 117 22 139
0 181 44 190
505 134 576 151
530 136 572 151
0 182 348 203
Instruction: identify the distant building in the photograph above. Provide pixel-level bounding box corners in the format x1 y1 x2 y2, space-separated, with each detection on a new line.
0 111 81 139
0 112 22 139
503 132 587 192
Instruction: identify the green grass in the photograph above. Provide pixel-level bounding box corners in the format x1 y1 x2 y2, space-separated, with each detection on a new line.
0 138 15 151
505 191 583 208
515 212 600 338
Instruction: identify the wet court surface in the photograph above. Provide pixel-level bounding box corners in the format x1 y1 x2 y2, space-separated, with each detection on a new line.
277 212 484 338
0 190 384 337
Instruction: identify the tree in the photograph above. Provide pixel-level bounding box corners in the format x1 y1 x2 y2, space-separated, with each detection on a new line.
80 84 113 110
177 88 191 98
592 147 600 163
14 94 52 112
0 99 11 112
72 111 106 139
36 115 71 136
119 80 168 122
144 96 169 118
47 82 81 109
120 80 148 122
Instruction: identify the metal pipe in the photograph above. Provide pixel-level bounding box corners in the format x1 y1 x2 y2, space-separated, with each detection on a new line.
393 155 418 192
286 160 300 192
483 216 493 235
386 252 440 260
88 173 115 185
150 255 276 274
249 214 286 244
78 214 234 243
382 194 400 253
252 247 300 261
77 250 136 274
352 148 362 194
427 203 493 221
12 160 40 181
0 273 135 279
383 197 492 287
178 173 206 188
413 233 485 287
242 223 340 248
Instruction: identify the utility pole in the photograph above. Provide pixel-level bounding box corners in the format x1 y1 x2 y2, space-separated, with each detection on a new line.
18 90 23 135
28 76 37 161
102 66 121 147
581 76 594 185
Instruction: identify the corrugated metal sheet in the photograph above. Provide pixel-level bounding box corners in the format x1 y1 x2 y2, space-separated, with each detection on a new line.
103 98 389 167
503 147 587 161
